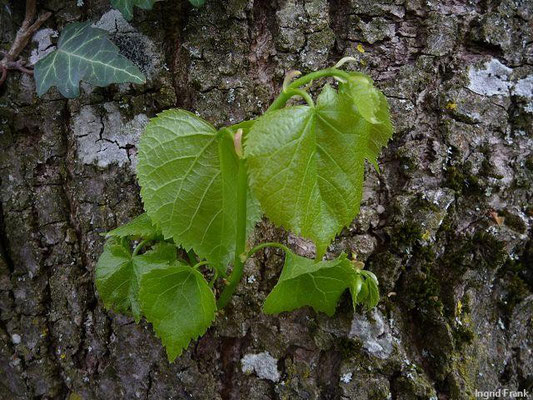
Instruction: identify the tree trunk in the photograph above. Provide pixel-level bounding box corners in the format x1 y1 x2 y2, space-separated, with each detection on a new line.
1 0 531 399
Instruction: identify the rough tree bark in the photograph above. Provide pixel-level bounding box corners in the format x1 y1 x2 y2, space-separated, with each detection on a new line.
0 0 532 399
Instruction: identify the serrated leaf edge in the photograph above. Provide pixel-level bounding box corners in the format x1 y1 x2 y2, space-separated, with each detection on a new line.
139 266 216 362
245 106 362 257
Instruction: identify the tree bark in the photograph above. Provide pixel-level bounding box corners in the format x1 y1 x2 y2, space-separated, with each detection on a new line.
0 0 531 399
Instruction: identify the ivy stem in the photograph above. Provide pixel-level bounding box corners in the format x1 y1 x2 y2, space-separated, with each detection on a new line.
267 68 352 112
246 242 291 259
216 156 248 309
132 239 150 257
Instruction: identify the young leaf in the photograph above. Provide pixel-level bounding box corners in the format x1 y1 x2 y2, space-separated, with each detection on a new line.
34 22 145 98
139 264 216 361
339 76 393 168
351 274 363 308
110 0 154 21
136 110 260 271
246 84 392 258
263 252 357 316
106 213 162 240
352 270 380 309
339 73 381 124
95 239 176 322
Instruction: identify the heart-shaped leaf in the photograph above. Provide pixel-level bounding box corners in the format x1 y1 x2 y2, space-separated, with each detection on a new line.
246 84 392 257
263 252 357 316
139 264 216 361
95 239 177 322
137 110 261 271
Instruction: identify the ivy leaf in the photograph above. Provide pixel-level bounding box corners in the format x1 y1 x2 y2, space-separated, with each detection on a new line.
189 0 206 6
105 213 162 240
263 252 357 316
34 22 145 98
110 0 154 21
246 84 393 258
95 239 176 322
137 109 261 272
139 264 216 361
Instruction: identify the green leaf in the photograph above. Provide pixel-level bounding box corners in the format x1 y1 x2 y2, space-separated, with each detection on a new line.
228 119 256 136
34 22 145 98
351 274 363 309
353 270 379 309
339 75 393 168
263 252 357 316
139 264 216 361
106 213 162 240
110 0 154 21
189 0 206 7
246 84 391 257
95 239 176 322
137 109 261 271
339 73 381 124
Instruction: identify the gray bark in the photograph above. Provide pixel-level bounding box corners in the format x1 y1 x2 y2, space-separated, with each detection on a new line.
0 0 532 399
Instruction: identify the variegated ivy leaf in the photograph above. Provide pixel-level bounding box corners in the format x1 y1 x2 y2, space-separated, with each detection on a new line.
110 0 154 21
245 84 392 258
95 239 177 322
34 22 145 98
111 0 204 19
139 263 216 361
136 110 261 272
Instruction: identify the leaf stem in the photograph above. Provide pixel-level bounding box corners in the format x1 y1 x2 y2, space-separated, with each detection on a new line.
186 249 198 265
192 260 210 270
209 270 219 288
216 157 248 309
283 88 315 108
132 239 150 257
215 66 354 309
246 242 291 259
267 68 352 112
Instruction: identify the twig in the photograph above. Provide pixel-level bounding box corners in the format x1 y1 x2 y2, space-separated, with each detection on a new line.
0 0 52 85
0 67 7 86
